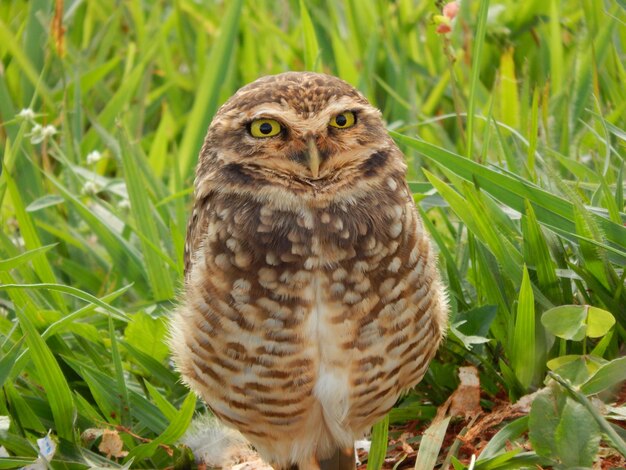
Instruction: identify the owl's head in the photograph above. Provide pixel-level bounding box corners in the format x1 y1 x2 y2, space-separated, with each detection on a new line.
196 72 405 201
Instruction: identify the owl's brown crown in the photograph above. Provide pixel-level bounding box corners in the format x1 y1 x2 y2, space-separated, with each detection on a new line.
216 72 368 117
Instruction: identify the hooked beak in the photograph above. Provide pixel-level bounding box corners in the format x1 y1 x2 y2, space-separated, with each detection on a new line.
306 137 320 179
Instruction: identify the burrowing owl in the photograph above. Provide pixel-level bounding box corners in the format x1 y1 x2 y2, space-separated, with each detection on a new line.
170 72 448 470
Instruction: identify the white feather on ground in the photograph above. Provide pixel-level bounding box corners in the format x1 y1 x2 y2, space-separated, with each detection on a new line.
182 415 369 468
181 415 272 469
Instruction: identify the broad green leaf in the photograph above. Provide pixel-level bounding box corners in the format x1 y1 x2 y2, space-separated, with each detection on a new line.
585 307 615 338
124 311 169 363
454 306 497 340
528 387 561 459
546 354 585 371
541 305 587 341
549 372 626 457
554 398 600 468
548 355 599 386
581 356 626 395
541 305 615 341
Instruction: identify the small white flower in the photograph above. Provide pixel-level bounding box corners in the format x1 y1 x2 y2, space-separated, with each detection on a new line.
29 123 57 144
17 108 35 120
82 181 100 196
86 150 103 165
42 125 57 137
29 124 44 144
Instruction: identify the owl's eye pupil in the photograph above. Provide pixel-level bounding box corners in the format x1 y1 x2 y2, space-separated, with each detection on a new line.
335 114 348 126
259 122 273 134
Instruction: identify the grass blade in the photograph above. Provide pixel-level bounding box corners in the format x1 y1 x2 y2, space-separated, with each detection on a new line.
478 416 529 461
15 308 75 440
300 0 321 72
117 125 174 300
465 0 490 157
511 265 537 389
177 0 244 178
0 244 56 271
393 132 626 261
0 283 130 322
414 416 451 470
124 392 196 462
367 413 389 470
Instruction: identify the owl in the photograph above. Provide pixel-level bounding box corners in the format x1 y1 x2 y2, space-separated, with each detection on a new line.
169 72 448 470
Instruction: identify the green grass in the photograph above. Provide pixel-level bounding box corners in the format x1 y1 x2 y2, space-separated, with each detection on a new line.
1 0 625 468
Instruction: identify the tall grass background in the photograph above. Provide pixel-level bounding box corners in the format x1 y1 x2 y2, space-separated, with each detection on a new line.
0 0 625 468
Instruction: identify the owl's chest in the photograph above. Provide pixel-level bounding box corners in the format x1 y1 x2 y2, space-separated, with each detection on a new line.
195 194 416 437
211 195 405 315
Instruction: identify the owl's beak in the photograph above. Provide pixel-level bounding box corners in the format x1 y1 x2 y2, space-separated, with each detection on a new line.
306 137 320 179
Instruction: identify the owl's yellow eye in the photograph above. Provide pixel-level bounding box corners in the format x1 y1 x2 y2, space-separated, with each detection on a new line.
329 111 356 129
249 119 282 138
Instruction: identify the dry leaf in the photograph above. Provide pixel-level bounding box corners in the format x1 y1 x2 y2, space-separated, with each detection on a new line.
98 429 128 459
81 428 104 442
449 366 482 418
397 432 415 454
